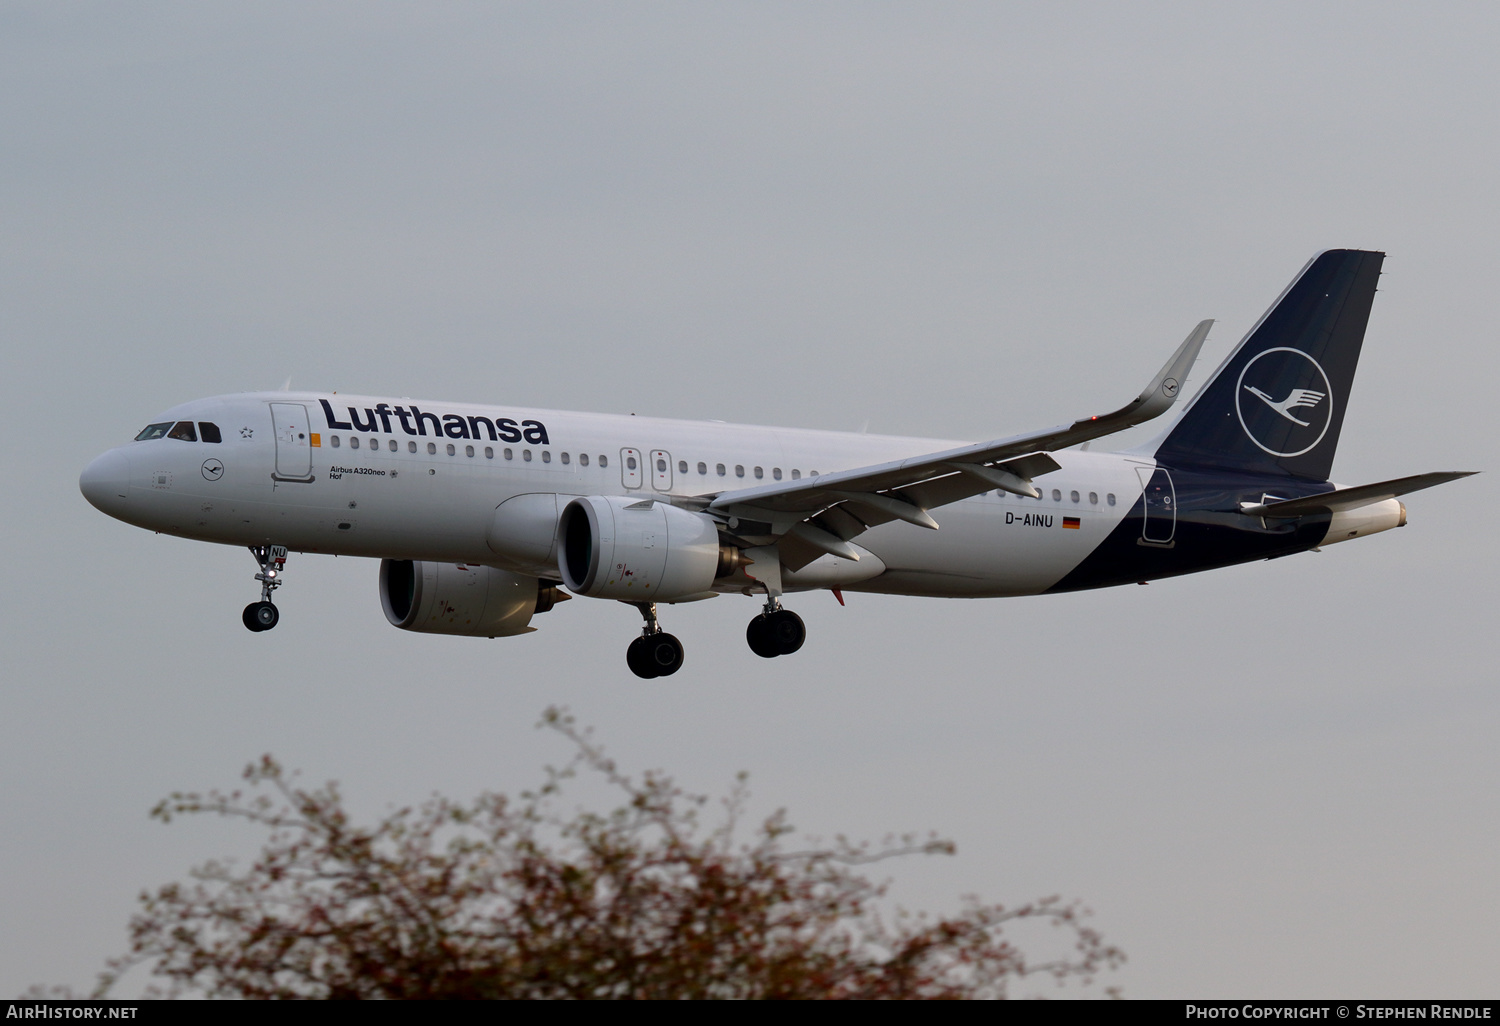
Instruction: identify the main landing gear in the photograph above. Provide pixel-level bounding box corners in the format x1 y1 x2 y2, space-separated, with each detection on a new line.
619 594 806 677
625 603 685 679
746 599 805 659
242 544 287 633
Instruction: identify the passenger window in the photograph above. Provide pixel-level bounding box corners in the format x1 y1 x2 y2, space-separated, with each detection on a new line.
773 468 782 481
735 465 745 478
465 445 474 457
561 452 570 465
427 442 437 455
717 463 726 477
523 450 532 462
168 421 197 442
678 460 688 474
1107 493 1117 506
579 453 589 467
504 448 513 460
1089 491 1098 504
330 436 341 448
657 458 666 472
485 447 494 459
1051 489 1061 501
351 436 361 450
697 462 707 475
408 441 417 453
627 456 638 471
134 422 174 441
599 455 608 468
389 439 397 452
198 422 222 443
791 469 801 480
446 443 456 456
810 471 819 477
1070 490 1080 503
542 451 551 463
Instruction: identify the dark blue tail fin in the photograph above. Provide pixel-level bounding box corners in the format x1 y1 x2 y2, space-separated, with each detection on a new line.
1153 249 1384 482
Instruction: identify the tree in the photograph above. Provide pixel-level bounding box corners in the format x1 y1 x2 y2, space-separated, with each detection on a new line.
91 708 1121 999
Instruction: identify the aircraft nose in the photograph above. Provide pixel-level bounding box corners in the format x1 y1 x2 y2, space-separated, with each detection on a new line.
80 449 131 516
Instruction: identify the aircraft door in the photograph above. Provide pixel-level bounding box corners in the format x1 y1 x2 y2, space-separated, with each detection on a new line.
650 450 672 491
1135 465 1176 544
620 448 643 489
270 403 315 482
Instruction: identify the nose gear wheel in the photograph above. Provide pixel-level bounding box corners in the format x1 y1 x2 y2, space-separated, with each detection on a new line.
242 601 279 632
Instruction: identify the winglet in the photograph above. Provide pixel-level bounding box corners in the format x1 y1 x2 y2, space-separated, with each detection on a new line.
1089 318 1212 429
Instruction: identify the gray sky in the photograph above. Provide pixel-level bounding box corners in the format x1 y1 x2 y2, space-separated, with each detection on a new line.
2 1 1496 998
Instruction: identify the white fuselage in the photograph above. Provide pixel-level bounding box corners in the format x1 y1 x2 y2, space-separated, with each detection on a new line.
84 391 1152 599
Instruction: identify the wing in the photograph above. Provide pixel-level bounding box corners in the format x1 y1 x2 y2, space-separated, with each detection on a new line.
706 320 1213 571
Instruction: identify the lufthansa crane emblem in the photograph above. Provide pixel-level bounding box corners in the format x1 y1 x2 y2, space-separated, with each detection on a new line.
201 458 225 481
1234 347 1333 458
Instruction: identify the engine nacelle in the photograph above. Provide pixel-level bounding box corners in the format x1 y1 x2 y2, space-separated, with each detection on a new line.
380 559 559 637
559 495 727 601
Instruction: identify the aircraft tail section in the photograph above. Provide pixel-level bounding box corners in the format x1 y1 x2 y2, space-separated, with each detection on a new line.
1152 249 1384 481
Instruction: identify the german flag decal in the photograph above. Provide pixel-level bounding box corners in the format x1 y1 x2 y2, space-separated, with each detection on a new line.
1062 516 1081 529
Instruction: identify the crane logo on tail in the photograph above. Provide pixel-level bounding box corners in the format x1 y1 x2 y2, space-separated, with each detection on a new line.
1243 385 1326 427
1234 348 1333 458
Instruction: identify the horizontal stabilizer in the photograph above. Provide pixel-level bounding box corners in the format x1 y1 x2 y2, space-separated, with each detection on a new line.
1241 471 1476 518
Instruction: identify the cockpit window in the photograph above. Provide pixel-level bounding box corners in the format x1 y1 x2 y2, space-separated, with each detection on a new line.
198 422 222 443
134 422 174 441
167 421 198 442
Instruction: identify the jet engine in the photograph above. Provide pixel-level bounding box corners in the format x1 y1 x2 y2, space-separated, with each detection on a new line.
558 495 737 602
379 559 565 637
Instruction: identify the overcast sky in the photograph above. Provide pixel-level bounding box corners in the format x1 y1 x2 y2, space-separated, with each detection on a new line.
2 1 1496 998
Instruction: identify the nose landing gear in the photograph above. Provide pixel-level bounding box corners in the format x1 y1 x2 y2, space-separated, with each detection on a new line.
243 545 287 632
625 602 684 679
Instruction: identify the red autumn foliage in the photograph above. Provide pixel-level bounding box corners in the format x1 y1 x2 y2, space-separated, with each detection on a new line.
91 708 1121 998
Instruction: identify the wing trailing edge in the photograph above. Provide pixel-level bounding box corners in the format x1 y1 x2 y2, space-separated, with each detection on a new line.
706 320 1212 570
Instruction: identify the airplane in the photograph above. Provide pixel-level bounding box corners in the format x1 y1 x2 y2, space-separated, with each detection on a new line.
80 249 1474 678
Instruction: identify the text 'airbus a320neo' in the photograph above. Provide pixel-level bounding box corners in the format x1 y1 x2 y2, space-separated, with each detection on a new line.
81 250 1473 677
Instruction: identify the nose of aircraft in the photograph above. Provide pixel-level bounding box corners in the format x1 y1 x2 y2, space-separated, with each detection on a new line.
79 449 132 516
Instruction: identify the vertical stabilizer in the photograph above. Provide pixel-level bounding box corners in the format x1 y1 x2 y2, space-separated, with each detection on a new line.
1152 249 1384 481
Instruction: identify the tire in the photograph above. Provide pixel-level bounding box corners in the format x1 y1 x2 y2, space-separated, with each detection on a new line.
626 636 659 679
251 602 279 631
746 615 779 658
242 603 266 632
767 609 805 655
649 633 684 677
